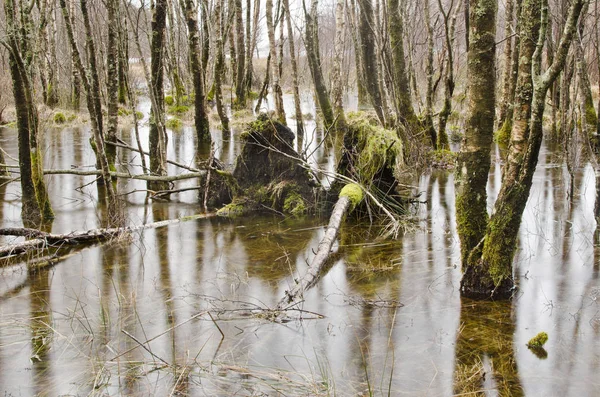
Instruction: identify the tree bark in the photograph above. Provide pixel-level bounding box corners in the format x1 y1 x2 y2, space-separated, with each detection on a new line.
106 0 120 172
496 0 515 130
149 0 170 192
266 0 286 123
455 0 497 296
304 0 335 129
214 0 230 133
234 0 246 107
182 0 211 144
276 184 362 309
460 0 585 299
5 0 54 226
358 0 386 125
283 0 304 136
331 0 348 131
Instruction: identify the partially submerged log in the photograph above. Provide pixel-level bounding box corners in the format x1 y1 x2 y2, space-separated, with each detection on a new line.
0 213 215 258
276 183 363 310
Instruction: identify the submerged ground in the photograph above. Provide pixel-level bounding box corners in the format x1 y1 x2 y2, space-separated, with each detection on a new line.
1 95 599 396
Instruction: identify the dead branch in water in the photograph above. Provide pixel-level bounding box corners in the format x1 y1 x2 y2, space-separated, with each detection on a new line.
276 184 362 310
0 213 215 258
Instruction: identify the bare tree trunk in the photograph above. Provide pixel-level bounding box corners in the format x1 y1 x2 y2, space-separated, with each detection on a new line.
245 0 260 92
118 15 129 104
358 0 386 125
182 0 211 144
234 0 246 107
106 0 120 172
331 0 347 130
496 0 515 130
283 0 304 135
70 0 80 110
5 0 54 225
574 3 597 133
214 0 230 132
304 0 335 129
436 0 459 150
348 0 368 107
276 184 362 309
423 0 437 148
149 0 170 192
266 0 286 123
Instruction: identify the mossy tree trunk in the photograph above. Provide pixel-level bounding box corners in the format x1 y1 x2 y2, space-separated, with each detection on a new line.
455 0 497 296
5 0 54 226
460 0 585 299
304 0 335 129
266 0 286 124
149 0 170 192
358 0 385 126
69 0 81 110
182 0 211 144
283 0 304 136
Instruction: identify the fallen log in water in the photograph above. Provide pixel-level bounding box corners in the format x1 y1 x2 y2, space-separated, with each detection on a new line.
276 184 363 310
0 213 215 258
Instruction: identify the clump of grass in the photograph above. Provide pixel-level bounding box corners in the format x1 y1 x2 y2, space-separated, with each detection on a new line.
117 107 132 116
167 105 190 115
165 117 183 129
164 95 175 106
53 112 67 124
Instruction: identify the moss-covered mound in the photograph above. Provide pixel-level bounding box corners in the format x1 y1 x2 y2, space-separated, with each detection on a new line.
199 158 239 211
216 114 319 217
335 112 405 211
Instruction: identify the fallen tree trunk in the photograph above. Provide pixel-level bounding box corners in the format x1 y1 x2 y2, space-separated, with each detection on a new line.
0 213 215 258
276 184 363 310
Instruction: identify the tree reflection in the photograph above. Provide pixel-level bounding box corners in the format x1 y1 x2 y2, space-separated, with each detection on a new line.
453 299 523 396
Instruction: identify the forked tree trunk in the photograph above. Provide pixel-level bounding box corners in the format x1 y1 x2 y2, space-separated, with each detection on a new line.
348 0 368 107
460 0 585 299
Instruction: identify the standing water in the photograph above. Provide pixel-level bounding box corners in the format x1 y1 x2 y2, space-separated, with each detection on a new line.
0 97 599 395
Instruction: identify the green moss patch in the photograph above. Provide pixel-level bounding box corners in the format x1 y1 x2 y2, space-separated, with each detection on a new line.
165 118 183 129
340 183 363 211
53 112 67 124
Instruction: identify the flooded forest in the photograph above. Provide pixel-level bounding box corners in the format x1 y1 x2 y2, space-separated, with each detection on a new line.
1 0 600 394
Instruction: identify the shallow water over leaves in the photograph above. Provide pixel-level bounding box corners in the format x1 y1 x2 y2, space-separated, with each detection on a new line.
1 103 599 395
